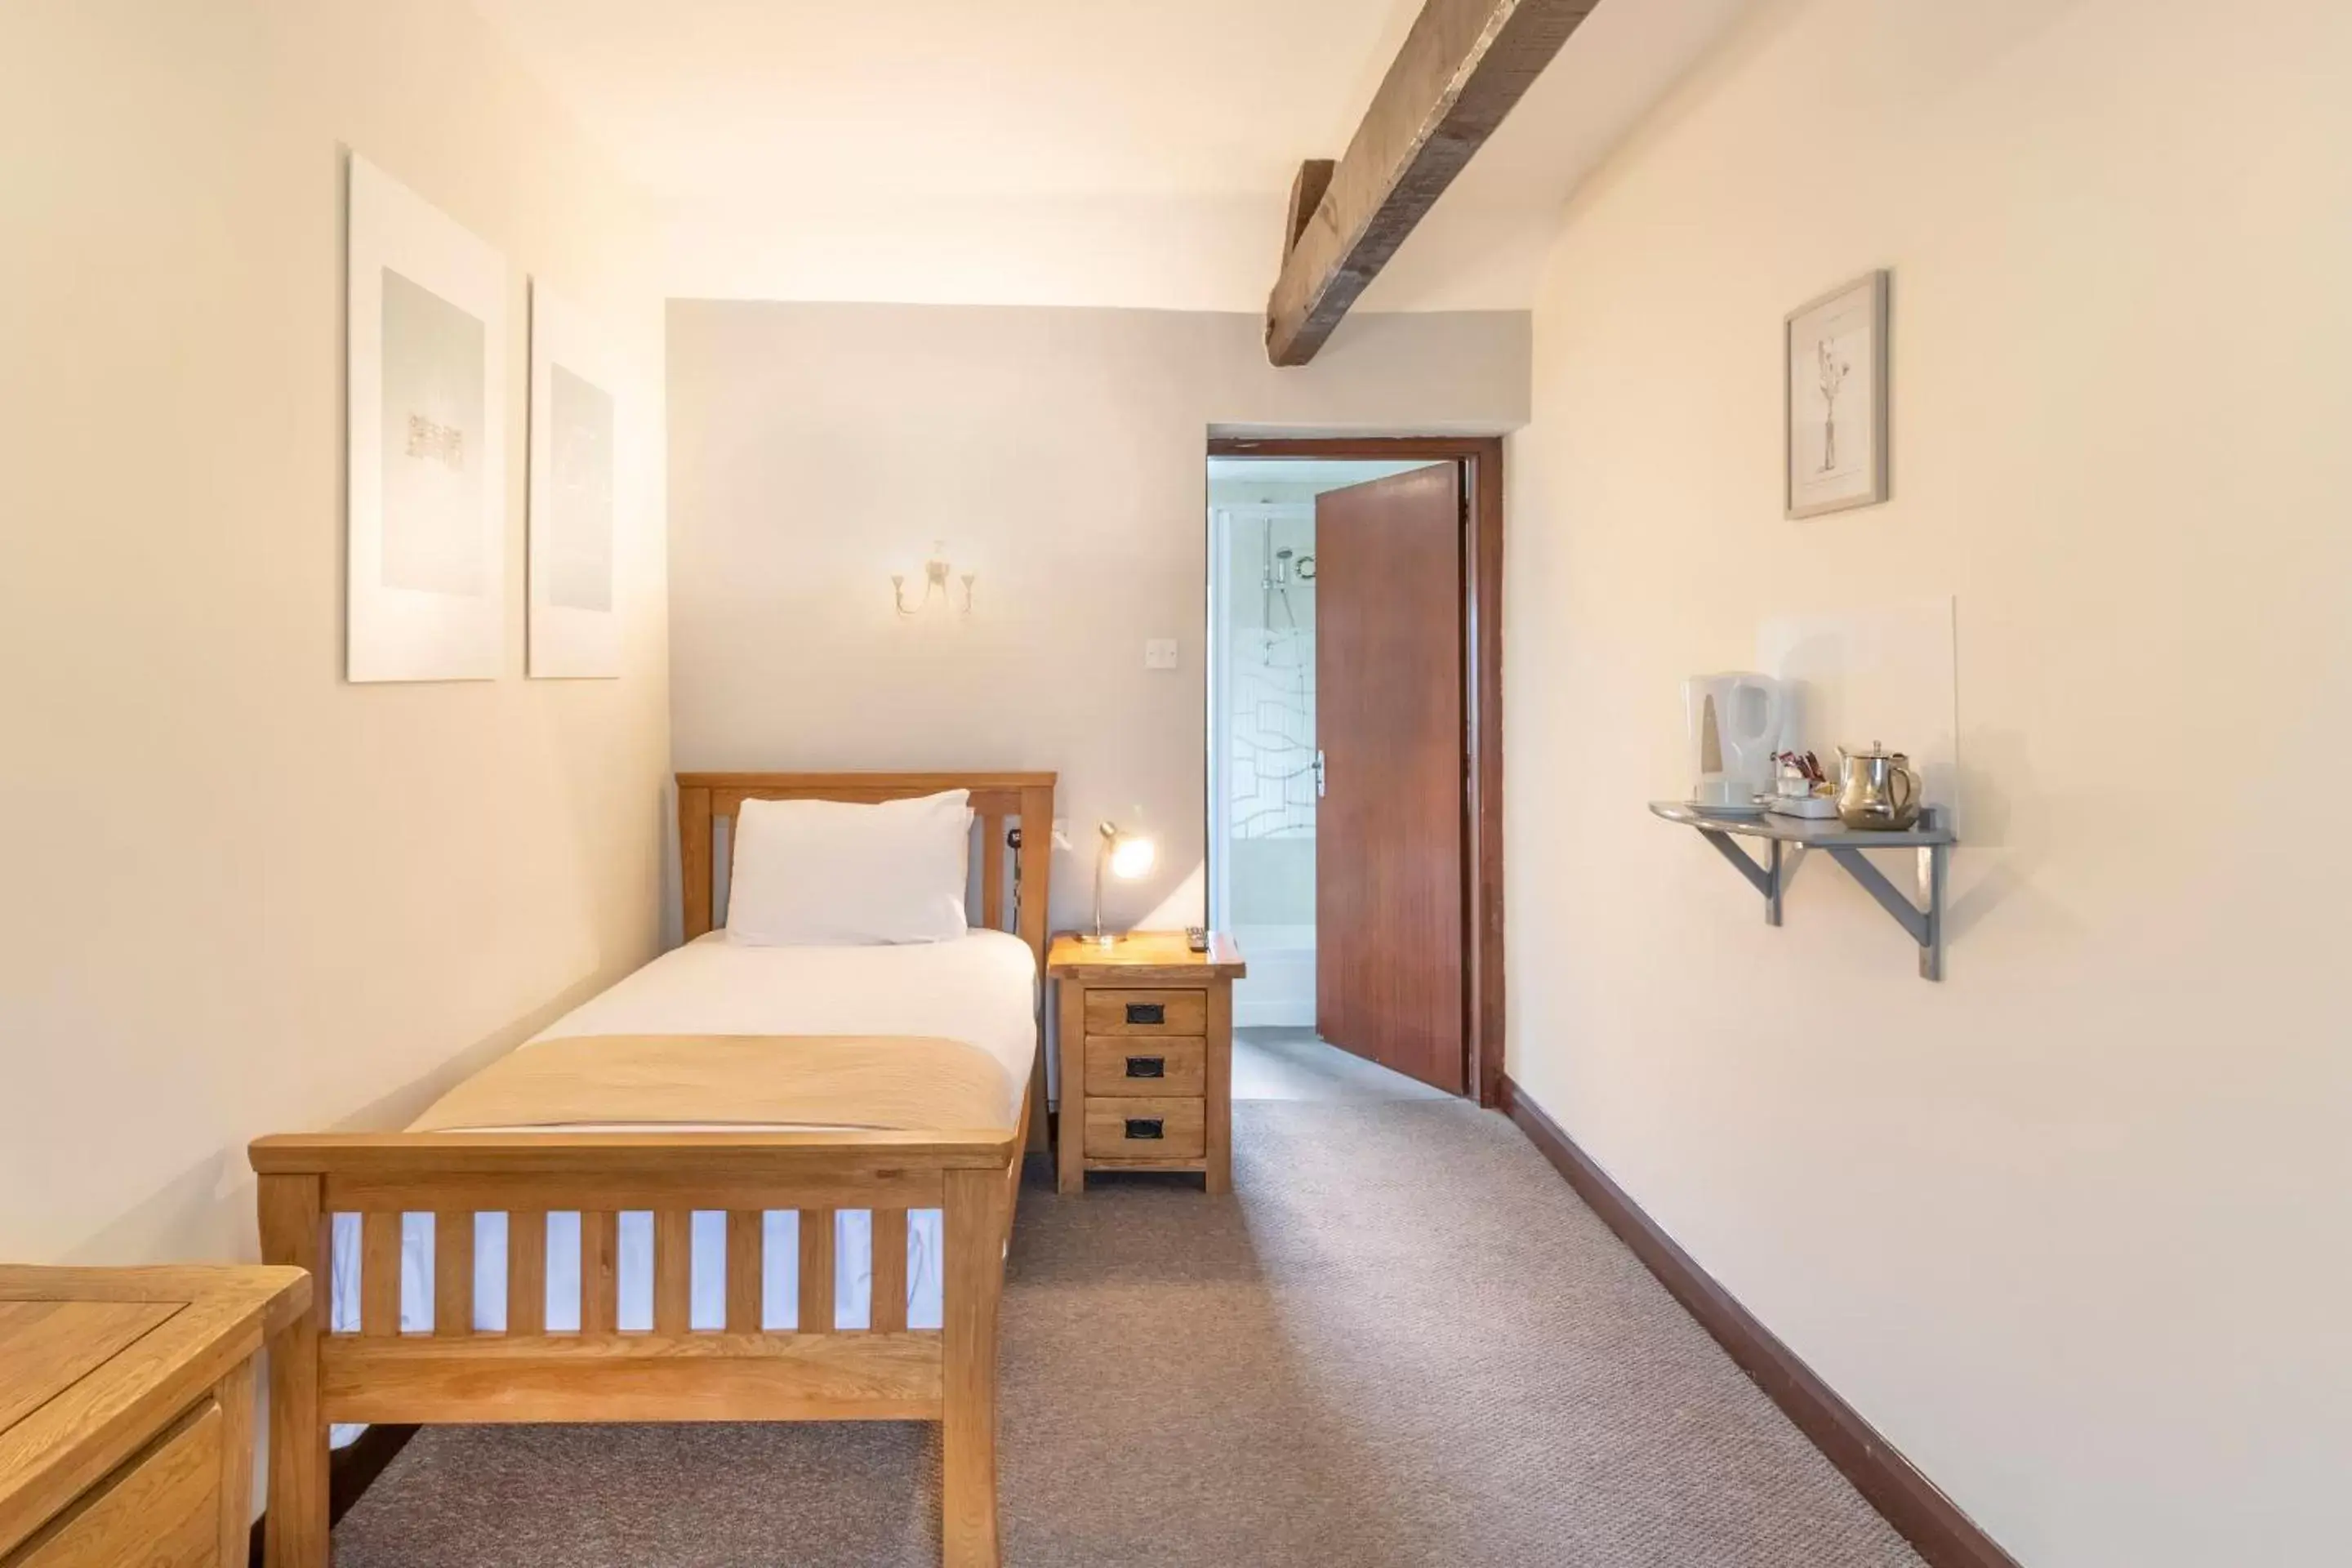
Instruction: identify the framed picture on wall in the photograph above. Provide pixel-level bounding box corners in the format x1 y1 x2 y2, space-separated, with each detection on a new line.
1784 270 1889 519
346 154 508 681
527 284 622 678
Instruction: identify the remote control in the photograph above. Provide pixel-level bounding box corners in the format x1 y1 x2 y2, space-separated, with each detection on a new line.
1184 925 1210 953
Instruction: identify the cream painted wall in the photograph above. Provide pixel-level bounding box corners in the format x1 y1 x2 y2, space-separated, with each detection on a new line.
0 2 670 1267
1504 1 2352 1564
666 303 1527 936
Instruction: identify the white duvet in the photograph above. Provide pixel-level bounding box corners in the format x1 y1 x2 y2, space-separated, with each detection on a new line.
327 930 1037 1355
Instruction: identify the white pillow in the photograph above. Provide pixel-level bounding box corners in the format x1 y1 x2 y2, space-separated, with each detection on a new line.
726 790 972 946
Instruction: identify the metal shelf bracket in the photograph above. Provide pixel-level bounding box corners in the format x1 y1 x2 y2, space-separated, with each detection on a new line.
1658 803 1952 981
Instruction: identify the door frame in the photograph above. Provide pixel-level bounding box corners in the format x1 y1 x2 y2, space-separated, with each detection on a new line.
1205 434 1506 1109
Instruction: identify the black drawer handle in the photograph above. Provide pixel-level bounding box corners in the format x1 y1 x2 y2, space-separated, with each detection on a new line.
1124 1117 1165 1141
1125 1002 1165 1025
1125 1055 1165 1080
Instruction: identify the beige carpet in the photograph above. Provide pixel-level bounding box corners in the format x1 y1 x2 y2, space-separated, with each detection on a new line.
334 1101 1924 1566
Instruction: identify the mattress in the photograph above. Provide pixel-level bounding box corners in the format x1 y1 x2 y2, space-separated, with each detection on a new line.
326 930 1037 1350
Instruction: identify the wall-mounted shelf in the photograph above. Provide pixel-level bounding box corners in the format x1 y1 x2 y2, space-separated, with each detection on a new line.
1650 801 1954 980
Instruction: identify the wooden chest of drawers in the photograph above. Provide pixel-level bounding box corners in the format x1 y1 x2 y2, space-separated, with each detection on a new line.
0 1266 307 1568
1048 932 1245 1194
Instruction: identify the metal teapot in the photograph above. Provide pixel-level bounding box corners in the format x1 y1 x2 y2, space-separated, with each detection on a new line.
1836 744 1922 831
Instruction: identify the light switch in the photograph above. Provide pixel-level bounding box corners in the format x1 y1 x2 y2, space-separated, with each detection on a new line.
1144 638 1178 670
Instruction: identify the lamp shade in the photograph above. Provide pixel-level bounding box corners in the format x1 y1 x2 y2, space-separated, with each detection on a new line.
1108 834 1156 879
1089 821 1156 945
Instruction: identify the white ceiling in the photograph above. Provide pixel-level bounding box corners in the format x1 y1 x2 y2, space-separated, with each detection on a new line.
472 0 1756 310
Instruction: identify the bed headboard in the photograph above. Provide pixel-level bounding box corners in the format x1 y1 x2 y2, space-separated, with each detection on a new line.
674 772 1058 969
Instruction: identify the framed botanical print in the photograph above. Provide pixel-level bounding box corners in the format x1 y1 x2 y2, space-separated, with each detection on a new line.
346 154 508 681
1785 270 1889 519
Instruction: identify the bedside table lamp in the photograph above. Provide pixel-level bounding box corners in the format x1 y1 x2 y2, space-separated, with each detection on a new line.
1088 820 1156 947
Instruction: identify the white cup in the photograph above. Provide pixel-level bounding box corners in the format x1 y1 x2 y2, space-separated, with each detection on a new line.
1695 776 1752 808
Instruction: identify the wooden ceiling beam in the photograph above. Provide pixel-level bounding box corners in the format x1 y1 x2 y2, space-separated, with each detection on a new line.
1265 0 1598 367
1282 158 1338 261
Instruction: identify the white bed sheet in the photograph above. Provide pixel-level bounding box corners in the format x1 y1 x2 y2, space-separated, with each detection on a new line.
327 931 1036 1353
519 927 1039 1092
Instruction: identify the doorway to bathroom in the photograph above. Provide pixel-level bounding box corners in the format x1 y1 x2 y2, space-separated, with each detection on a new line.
1204 437 1507 1103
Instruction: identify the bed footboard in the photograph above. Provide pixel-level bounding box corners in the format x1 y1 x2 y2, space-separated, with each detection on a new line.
252 1129 1018 1568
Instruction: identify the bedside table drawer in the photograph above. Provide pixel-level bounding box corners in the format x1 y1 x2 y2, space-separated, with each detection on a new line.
1085 1036 1205 1097
25 1398 223 1568
1081 1096 1205 1160
1083 988 1207 1036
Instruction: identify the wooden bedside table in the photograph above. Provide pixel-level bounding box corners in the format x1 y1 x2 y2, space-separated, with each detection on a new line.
1049 931 1245 1195
0 1263 308 1568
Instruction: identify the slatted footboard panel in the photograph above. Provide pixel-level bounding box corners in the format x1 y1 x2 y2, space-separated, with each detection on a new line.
318 1170 951 1424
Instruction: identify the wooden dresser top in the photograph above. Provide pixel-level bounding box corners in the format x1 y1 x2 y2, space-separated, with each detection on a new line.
0 1265 307 1556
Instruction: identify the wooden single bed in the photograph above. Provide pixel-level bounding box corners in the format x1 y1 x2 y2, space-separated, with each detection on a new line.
251 771 1055 1568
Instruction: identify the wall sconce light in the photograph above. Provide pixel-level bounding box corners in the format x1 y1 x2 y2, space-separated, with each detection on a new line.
893 540 977 618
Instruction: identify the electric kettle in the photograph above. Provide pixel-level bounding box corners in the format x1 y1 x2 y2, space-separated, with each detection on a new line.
1836 744 1922 830
1684 673 1786 808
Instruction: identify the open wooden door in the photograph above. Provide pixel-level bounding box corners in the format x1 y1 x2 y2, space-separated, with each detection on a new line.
1314 463 1465 1093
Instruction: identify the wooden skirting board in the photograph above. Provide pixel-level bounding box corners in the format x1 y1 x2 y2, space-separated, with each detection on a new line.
247 1423 415 1567
1499 1077 2024 1568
